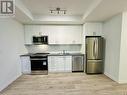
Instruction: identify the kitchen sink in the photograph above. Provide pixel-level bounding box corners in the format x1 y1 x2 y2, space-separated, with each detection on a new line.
57 53 70 55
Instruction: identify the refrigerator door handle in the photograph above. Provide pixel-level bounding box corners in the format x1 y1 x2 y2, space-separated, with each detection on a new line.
95 39 98 59
93 40 95 58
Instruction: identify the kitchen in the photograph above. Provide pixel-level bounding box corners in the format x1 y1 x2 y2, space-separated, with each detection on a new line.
21 25 85 74
21 24 103 75
0 0 127 94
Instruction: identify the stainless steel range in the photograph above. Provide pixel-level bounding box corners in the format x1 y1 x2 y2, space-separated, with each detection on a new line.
30 53 49 75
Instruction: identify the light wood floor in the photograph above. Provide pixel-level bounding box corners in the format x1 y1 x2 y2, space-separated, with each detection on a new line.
1 73 127 95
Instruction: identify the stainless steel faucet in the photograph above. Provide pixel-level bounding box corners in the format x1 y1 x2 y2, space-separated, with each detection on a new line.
63 50 66 54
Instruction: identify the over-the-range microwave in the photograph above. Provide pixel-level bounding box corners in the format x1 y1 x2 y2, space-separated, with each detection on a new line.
33 36 48 44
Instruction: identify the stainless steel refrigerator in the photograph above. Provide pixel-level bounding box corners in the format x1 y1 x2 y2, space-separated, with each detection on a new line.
86 36 103 74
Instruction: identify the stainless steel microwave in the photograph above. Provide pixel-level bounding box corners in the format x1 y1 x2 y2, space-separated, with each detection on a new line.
33 36 48 44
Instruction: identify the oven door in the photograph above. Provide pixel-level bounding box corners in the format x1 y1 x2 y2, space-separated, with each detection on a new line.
31 58 48 71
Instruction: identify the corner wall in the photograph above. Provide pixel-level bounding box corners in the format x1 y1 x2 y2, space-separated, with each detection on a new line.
0 18 27 91
102 14 122 82
118 12 127 83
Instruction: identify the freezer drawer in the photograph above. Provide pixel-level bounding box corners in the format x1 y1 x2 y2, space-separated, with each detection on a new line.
72 56 84 72
86 60 103 74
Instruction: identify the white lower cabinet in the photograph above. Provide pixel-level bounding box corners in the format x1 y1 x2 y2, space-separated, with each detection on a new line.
20 56 31 74
48 56 72 72
64 57 72 72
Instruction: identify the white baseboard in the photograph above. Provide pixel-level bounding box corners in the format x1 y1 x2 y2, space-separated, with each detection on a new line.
0 73 22 92
104 72 118 82
118 79 127 84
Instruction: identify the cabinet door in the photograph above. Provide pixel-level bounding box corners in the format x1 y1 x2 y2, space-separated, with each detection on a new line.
48 56 52 72
24 25 40 44
48 56 72 72
48 56 56 72
20 56 31 74
45 26 58 44
85 23 102 36
24 26 33 44
56 26 82 44
24 25 43 44
56 56 65 72
68 26 82 44
47 25 82 44
64 56 72 72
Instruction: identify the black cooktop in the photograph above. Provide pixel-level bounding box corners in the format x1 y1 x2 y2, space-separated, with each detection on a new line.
30 53 50 57
34 53 50 55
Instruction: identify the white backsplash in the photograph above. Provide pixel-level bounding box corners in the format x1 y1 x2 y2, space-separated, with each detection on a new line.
25 44 81 54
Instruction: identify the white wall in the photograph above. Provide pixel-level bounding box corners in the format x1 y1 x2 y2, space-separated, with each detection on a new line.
0 18 27 91
118 12 127 83
80 24 86 54
102 14 122 82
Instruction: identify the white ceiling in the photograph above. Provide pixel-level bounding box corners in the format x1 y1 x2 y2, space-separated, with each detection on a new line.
85 0 127 22
15 0 127 24
22 0 95 16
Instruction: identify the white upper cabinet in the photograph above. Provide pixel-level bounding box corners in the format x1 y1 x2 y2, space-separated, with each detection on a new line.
47 25 82 44
84 23 102 36
24 25 82 45
24 25 41 44
24 26 32 44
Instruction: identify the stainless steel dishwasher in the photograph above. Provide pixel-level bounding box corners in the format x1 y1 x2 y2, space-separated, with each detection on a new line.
72 55 84 72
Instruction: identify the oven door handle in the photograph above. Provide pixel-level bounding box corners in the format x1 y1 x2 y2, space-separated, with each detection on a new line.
30 58 47 61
